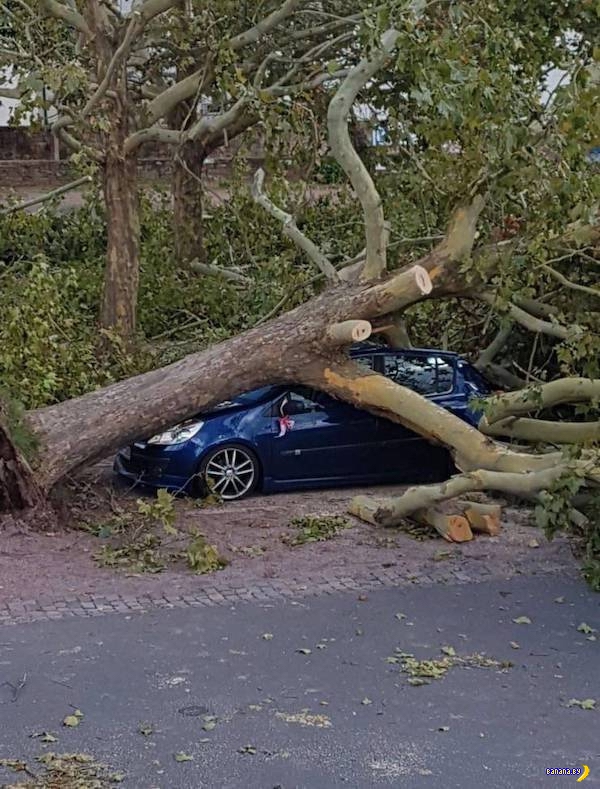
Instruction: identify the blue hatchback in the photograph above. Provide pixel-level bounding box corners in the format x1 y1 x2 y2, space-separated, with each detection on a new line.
114 346 490 500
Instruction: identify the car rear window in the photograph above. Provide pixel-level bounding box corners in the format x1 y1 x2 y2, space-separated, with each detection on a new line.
353 354 375 371
382 354 454 395
460 363 492 394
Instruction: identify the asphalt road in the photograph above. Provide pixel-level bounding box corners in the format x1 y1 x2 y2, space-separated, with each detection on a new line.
0 575 598 789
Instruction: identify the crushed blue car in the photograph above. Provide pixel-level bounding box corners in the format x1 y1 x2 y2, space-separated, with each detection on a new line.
114 345 491 500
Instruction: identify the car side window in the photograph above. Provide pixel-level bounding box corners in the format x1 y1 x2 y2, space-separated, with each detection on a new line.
436 358 454 394
278 387 322 416
382 354 454 395
354 355 375 372
460 363 492 394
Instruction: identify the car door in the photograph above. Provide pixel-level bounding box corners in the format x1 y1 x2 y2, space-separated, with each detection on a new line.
269 386 379 482
267 388 323 481
374 352 454 479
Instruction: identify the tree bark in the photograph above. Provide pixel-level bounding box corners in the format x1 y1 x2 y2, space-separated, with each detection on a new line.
99 146 140 341
83 0 141 344
172 140 208 265
0 421 45 518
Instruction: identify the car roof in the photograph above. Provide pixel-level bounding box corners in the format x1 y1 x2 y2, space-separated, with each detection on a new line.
349 342 461 358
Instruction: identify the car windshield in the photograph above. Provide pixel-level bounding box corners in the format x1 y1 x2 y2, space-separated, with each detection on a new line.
214 386 277 408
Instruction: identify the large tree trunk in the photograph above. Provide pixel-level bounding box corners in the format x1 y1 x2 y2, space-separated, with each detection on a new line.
99 146 140 342
83 0 141 344
172 141 208 265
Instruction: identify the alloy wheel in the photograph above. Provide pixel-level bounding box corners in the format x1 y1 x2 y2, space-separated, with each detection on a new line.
203 446 256 500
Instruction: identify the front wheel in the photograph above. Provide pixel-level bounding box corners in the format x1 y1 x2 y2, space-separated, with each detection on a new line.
197 444 259 501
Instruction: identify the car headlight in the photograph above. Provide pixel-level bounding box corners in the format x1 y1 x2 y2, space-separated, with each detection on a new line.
147 420 204 446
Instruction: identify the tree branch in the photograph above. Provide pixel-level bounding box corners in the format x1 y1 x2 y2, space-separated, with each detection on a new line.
124 125 180 154
542 263 600 298
327 28 399 281
480 416 600 444
0 176 91 215
349 465 574 527
136 0 180 24
189 260 251 284
483 378 600 425
143 65 214 127
230 0 302 51
325 320 372 345
40 0 91 36
251 168 339 281
81 11 144 121
300 358 561 475
0 86 21 100
476 323 512 369
479 292 570 340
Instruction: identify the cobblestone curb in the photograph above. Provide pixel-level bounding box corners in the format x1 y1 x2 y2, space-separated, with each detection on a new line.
0 557 579 627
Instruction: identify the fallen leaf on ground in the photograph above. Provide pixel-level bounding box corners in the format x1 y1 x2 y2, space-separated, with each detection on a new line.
566 698 596 710
441 646 456 657
238 745 257 754
63 715 80 728
296 648 312 655
30 732 58 743
138 723 154 736
510 641 520 649
361 698 372 705
577 622 595 634
275 710 332 727
512 616 532 625
174 752 194 762
262 633 273 640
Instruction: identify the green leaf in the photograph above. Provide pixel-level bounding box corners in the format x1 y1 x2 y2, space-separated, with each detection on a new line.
174 752 194 762
567 698 596 710
63 715 80 727
577 622 595 634
441 646 456 657
512 616 532 625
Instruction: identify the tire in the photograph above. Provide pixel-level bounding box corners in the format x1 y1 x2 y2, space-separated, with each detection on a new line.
196 443 259 501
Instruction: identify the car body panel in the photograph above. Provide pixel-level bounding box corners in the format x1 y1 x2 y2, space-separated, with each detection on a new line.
114 346 489 497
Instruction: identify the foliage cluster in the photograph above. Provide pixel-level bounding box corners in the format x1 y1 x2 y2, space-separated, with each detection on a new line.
81 489 226 575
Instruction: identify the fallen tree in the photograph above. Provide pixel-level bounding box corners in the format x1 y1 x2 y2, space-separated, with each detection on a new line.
1 13 599 552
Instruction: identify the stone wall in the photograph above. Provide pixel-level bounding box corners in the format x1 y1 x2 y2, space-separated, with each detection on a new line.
0 125 267 187
0 128 57 160
0 155 270 188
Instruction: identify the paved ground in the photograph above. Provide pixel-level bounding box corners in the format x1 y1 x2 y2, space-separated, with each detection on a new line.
0 481 580 623
0 574 598 788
